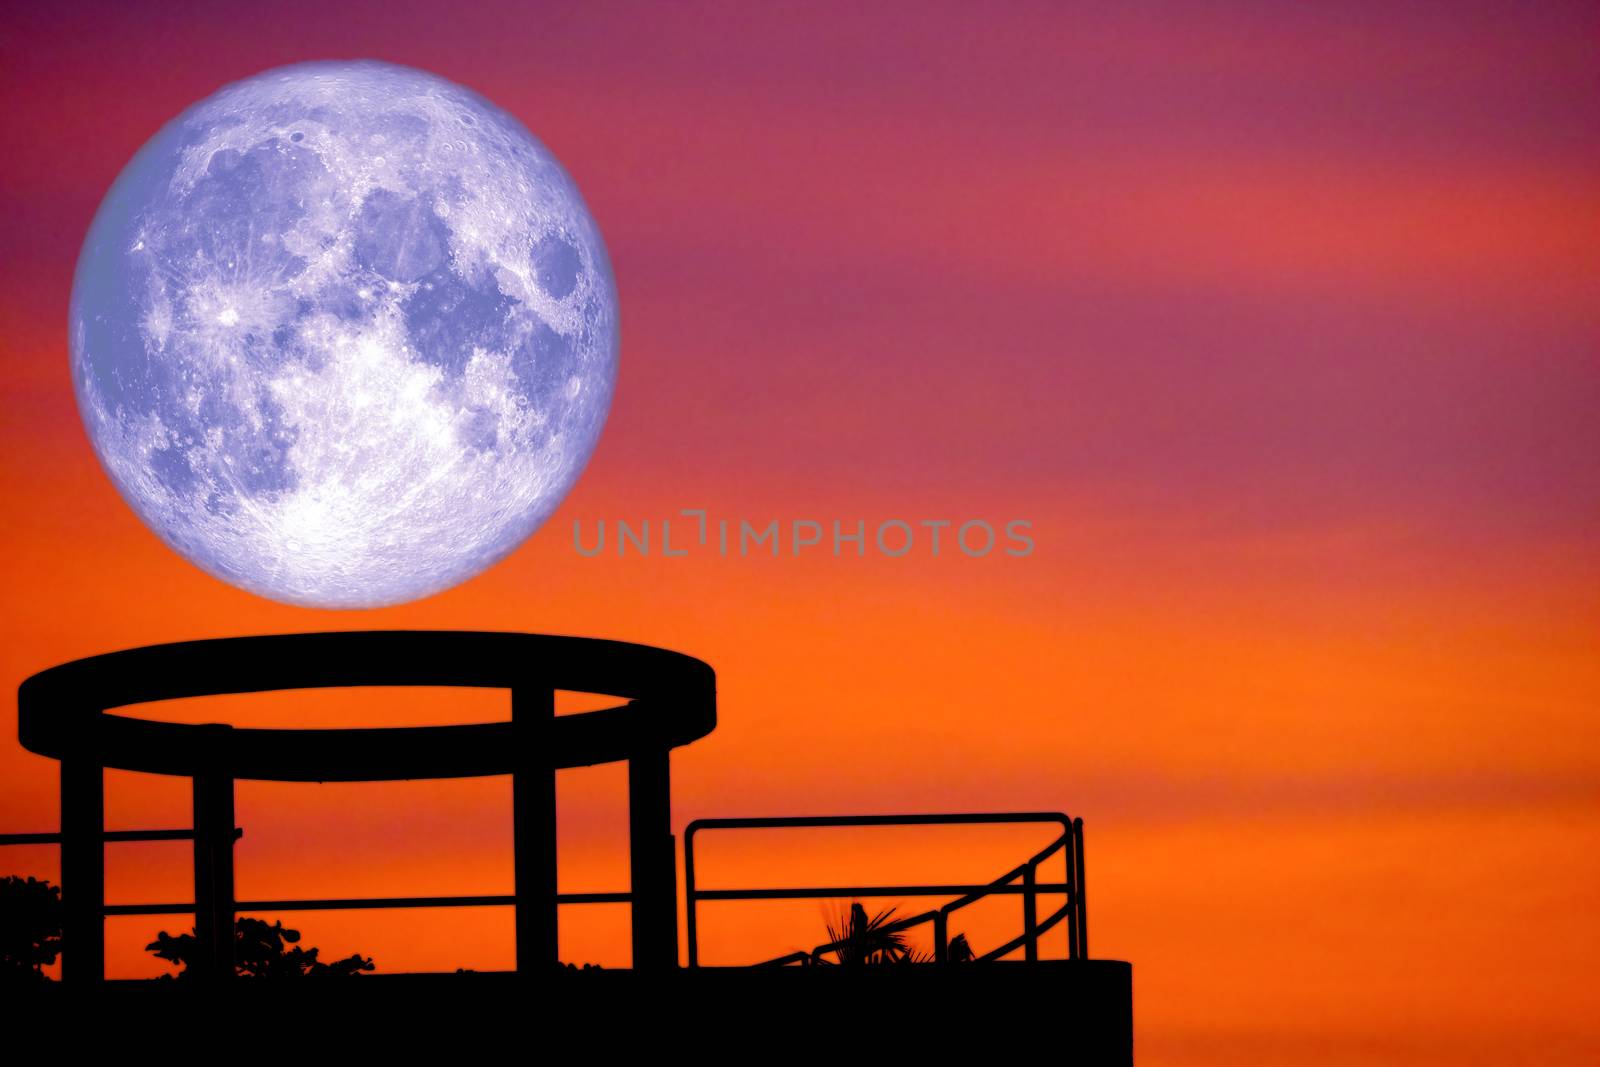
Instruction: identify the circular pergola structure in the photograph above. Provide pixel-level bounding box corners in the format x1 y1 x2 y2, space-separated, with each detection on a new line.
17 631 716 983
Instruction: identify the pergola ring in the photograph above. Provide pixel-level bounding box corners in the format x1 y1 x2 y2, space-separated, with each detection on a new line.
17 631 716 983
19 631 717 779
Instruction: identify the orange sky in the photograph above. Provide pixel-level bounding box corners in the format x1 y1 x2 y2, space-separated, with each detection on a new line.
2 3 1598 1062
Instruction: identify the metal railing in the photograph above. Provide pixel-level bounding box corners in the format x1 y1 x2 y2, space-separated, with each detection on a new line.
0 829 631 918
683 812 1087 967
7 811 1089 970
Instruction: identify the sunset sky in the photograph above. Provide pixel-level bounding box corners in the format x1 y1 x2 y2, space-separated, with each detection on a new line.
2 1 1598 1061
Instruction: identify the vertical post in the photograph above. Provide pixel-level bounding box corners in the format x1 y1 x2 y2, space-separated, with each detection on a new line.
60 755 105 986
511 688 558 973
1063 820 1079 960
1073 817 1088 960
933 910 949 964
1022 863 1039 962
628 746 676 971
683 824 699 968
191 726 236 983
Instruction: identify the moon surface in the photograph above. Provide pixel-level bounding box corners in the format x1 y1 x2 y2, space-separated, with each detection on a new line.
70 61 618 608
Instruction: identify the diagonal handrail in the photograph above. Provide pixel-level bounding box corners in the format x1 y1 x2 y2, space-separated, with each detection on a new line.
933 821 1080 963
974 900 1074 962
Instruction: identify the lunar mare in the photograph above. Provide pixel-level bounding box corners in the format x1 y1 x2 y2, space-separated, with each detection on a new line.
70 61 618 607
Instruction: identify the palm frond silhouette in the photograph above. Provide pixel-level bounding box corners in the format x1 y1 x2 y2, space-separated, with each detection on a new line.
820 902 928 965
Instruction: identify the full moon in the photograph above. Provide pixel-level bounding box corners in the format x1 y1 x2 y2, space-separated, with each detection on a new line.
70 61 618 608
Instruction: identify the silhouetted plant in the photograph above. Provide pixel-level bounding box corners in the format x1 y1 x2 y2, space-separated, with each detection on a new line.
147 917 374 978
812 902 978 965
820 901 930 965
948 932 975 963
0 875 61 984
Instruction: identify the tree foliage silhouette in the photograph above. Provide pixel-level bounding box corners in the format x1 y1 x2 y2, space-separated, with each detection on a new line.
0 875 61 984
148 917 374 978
